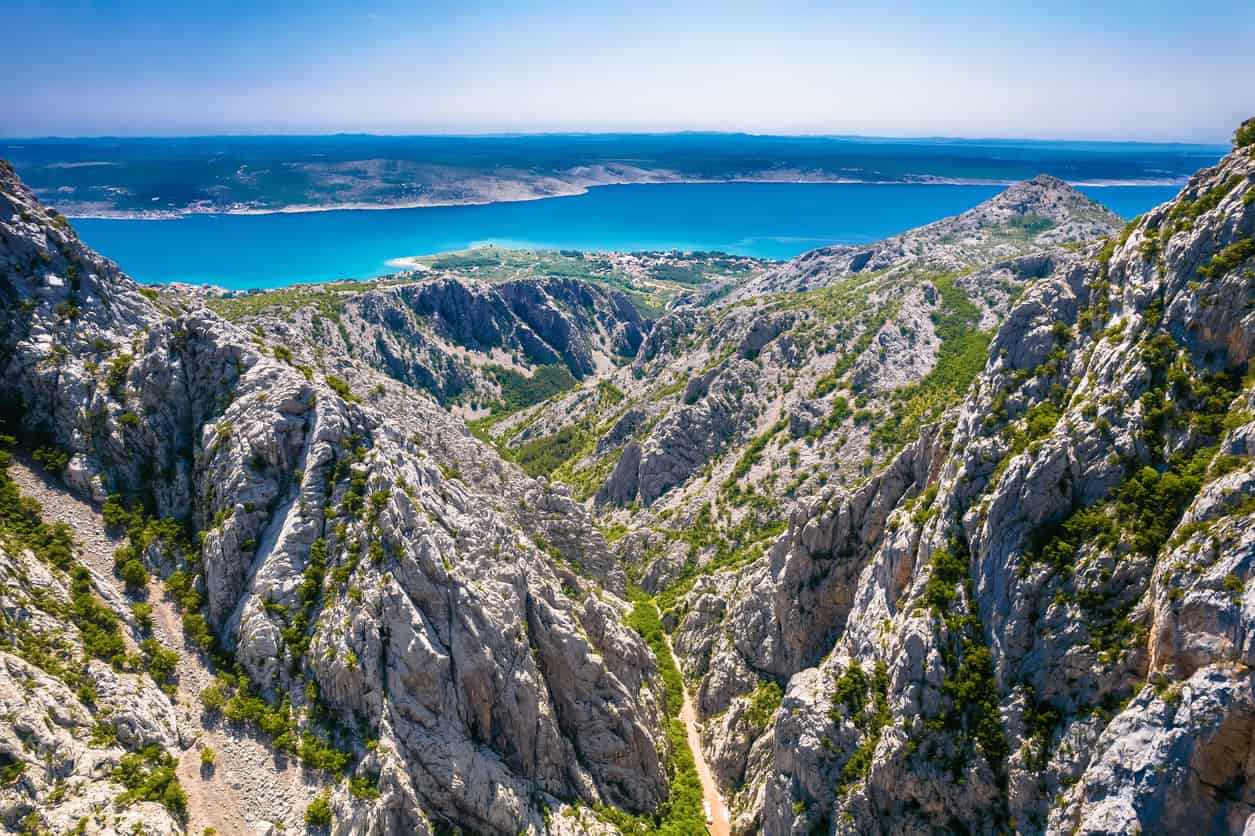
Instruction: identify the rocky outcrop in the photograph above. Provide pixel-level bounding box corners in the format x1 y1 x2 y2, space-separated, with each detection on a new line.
736 174 1123 299
0 159 670 834
279 274 645 406
0 527 184 835
634 359 763 505
706 139 1255 834
3 124 1251 836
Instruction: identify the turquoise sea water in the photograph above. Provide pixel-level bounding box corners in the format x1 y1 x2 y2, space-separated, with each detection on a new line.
70 182 1182 289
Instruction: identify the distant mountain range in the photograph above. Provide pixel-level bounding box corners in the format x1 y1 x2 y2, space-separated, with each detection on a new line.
1 133 1225 217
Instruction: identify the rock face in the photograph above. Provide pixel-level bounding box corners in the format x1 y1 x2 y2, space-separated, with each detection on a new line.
3 124 1254 836
0 159 669 834
249 273 646 408
735 174 1123 299
0 534 184 836
682 141 1255 834
460 134 1255 836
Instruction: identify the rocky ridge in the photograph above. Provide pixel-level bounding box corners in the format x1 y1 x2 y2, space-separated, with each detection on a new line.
1 117 1253 836
452 131 1255 834
671 128 1255 833
0 159 673 834
734 174 1122 299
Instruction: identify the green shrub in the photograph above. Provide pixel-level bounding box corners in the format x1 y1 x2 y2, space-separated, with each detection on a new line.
324 375 359 403
1198 238 1255 279
349 773 381 799
832 659 890 795
119 558 148 588
113 746 187 821
140 637 180 688
199 683 227 713
0 760 25 786
871 274 990 454
31 446 70 472
512 425 588 478
486 364 576 413
105 354 133 395
1235 117 1255 149
625 597 684 717
130 602 153 631
745 680 783 730
305 791 333 827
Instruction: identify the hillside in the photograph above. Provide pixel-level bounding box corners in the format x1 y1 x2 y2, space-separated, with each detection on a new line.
0 159 673 834
477 176 1121 603
0 116 1253 836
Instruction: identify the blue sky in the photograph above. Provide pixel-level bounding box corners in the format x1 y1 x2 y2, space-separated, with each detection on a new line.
3 0 1252 141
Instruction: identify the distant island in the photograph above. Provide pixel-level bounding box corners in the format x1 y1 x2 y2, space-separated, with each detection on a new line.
1 133 1224 218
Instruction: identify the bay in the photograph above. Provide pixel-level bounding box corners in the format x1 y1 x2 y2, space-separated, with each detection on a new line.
69 181 1182 289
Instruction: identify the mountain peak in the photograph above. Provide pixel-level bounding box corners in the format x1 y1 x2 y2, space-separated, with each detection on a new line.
734 173 1124 299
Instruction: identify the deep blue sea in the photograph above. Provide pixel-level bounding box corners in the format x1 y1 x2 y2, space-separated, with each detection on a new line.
71 182 1182 289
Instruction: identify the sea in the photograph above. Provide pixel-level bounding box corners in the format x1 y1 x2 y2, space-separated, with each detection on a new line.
67 181 1184 289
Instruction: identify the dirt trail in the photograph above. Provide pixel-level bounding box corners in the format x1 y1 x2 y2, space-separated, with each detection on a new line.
10 459 318 834
667 635 731 836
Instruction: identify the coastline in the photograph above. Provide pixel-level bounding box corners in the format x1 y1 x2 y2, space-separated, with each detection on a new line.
58 174 1187 220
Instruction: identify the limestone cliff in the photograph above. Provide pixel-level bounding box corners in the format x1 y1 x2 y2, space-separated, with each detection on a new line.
0 159 668 834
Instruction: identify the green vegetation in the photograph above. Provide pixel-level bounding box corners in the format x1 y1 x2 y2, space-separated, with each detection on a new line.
208 673 351 773
113 745 187 821
140 637 180 691
487 364 577 413
720 419 786 503
0 451 127 676
1198 238 1255 279
206 285 349 322
914 540 1008 789
1034 448 1215 568
1235 117 1255 149
512 425 587 478
871 274 990 455
807 396 852 441
745 679 784 730
31 445 69 472
1002 213 1055 239
105 353 133 395
0 759 26 786
102 489 355 791
305 791 333 827
625 595 684 716
1164 176 1241 238
408 246 761 316
595 720 706 836
1026 325 1242 664
831 660 890 795
477 378 627 491
466 364 580 447
349 772 381 800
655 504 787 612
324 375 360 403
598 592 705 835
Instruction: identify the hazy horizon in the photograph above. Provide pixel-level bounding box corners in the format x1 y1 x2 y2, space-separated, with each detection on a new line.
0 130 1232 147
4 0 1252 143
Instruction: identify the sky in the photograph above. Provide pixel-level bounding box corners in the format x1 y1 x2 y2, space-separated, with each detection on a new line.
3 0 1252 142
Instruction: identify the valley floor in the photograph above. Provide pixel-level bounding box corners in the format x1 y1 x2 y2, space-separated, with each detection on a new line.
669 633 730 836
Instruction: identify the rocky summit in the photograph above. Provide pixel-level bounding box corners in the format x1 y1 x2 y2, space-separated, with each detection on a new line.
1 119 1255 836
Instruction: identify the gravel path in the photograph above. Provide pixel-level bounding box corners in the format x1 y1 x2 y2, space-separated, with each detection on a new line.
10 459 321 834
667 634 731 836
